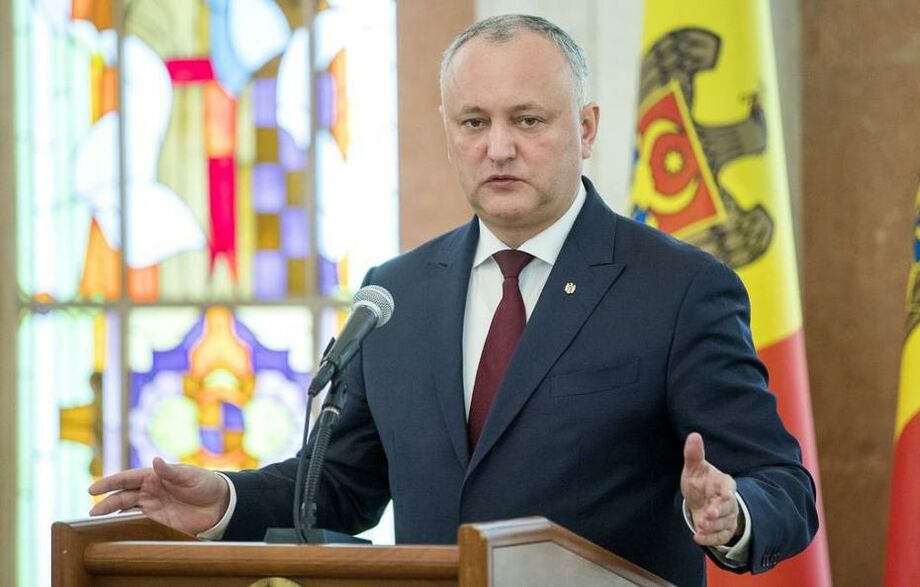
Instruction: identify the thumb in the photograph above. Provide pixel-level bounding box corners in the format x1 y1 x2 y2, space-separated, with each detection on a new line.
152 457 184 484
683 432 706 474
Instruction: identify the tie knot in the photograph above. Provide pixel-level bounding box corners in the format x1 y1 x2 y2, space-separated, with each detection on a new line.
492 249 534 279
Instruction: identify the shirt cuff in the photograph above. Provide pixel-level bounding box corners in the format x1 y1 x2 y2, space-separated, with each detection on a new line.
682 491 752 567
196 472 237 541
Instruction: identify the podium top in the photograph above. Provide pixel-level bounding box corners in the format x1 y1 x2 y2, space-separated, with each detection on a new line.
53 513 672 587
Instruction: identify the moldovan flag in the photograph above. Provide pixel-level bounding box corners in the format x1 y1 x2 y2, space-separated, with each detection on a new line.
629 1 832 585
884 186 920 586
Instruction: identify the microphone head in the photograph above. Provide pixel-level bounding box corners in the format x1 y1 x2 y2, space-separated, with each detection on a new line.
353 285 395 327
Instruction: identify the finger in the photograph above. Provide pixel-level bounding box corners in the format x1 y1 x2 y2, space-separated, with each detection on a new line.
682 433 705 474
703 495 738 521
89 489 142 516
693 476 737 521
88 468 150 496
693 527 737 547
695 505 738 531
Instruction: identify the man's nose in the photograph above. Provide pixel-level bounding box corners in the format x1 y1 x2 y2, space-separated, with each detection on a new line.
486 124 516 163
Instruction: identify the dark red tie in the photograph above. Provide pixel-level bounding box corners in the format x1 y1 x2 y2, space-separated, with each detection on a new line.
468 249 534 451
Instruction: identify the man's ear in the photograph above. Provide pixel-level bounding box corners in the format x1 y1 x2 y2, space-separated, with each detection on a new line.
580 102 600 159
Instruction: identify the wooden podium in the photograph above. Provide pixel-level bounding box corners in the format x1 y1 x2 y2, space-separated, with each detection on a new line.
52 513 672 586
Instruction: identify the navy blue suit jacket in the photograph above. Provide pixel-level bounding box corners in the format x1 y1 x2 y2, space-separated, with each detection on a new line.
225 178 817 585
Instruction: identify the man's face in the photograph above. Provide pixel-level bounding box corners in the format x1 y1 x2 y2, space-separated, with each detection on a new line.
440 31 599 246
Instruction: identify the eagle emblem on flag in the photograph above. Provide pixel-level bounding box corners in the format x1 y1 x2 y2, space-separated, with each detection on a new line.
631 28 774 269
907 191 920 333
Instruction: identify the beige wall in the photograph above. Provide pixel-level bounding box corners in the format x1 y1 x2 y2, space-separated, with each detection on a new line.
772 0 803 261
397 0 474 251
0 0 18 583
802 1 919 585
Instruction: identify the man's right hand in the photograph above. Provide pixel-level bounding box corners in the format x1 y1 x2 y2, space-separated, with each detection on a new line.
88 457 230 536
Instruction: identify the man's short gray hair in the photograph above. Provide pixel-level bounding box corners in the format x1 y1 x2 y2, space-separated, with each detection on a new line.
440 14 589 105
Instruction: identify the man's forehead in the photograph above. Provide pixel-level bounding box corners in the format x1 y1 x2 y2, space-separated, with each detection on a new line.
454 102 552 115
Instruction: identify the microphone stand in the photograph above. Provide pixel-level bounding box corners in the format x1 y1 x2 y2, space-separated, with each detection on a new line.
263 338 369 544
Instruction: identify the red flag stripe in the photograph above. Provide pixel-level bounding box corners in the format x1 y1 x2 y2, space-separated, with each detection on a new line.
706 330 832 586
885 411 920 586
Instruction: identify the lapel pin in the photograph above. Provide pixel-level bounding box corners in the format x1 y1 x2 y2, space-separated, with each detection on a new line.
564 282 577 295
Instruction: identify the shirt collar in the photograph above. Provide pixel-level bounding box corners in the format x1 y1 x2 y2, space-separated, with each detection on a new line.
473 182 587 268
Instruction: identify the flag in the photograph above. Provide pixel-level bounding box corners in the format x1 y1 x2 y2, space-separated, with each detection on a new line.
884 185 920 586
629 1 832 584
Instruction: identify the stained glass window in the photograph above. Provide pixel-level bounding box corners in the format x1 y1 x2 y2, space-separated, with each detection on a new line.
12 0 398 585
17 310 121 587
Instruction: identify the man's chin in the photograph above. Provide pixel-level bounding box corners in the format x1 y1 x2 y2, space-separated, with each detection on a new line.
475 201 533 222
477 206 544 234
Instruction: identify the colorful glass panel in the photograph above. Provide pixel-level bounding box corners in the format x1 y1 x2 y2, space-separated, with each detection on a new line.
315 0 399 296
123 0 311 301
15 0 118 303
17 310 122 587
128 307 310 470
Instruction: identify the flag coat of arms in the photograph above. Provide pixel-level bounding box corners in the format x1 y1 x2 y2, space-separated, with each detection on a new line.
884 186 920 586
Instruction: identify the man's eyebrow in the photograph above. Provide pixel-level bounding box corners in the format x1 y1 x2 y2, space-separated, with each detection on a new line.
508 103 547 113
457 106 487 116
455 103 550 116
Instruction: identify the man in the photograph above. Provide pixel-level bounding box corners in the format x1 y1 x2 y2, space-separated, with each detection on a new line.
89 15 817 585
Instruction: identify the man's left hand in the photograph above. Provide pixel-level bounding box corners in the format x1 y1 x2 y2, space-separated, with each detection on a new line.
681 432 742 547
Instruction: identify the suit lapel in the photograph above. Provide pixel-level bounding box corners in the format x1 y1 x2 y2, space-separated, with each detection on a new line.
427 219 479 470
467 185 626 475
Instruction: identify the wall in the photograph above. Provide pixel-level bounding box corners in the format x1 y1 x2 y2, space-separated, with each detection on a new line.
397 0 475 251
802 0 920 584
0 1 18 584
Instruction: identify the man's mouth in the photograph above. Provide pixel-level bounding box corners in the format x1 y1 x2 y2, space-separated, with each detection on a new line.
484 174 522 187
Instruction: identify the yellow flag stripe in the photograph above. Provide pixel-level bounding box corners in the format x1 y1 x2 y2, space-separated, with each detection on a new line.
895 326 920 440
894 185 920 440
633 0 801 348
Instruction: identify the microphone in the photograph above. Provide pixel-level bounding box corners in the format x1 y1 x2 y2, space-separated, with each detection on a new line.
309 285 394 396
265 285 394 545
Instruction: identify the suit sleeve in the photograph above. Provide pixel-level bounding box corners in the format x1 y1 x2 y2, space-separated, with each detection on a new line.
665 260 819 574
222 274 391 541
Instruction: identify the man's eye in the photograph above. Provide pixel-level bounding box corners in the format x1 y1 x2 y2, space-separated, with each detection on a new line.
463 119 486 128
520 117 540 128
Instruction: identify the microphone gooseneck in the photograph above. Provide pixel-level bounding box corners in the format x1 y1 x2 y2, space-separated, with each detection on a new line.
290 285 394 544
